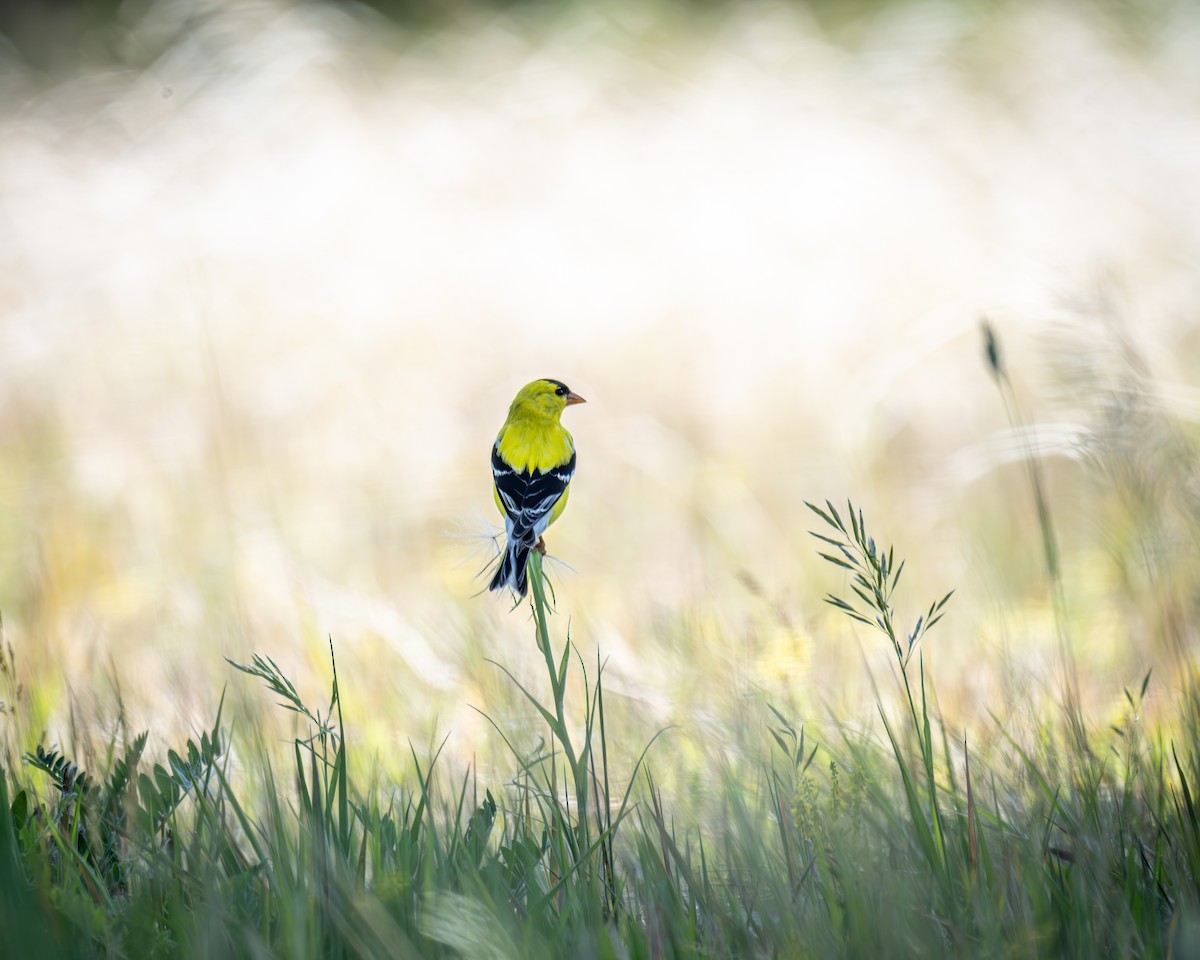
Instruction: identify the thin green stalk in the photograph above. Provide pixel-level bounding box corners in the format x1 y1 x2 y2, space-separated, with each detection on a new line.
981 320 1085 751
526 551 589 845
807 499 955 883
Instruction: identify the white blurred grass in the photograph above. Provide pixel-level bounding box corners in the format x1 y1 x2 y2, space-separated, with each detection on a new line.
1 0 1199 759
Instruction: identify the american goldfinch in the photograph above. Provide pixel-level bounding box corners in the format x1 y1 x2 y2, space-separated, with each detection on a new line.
490 378 586 596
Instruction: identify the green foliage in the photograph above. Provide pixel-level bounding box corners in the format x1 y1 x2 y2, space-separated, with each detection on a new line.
807 497 953 667
1 525 1199 957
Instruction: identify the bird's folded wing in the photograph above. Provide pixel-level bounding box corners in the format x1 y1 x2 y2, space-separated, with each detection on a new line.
492 444 575 539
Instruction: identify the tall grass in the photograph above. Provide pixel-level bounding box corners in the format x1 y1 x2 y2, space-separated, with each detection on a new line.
2 507 1200 958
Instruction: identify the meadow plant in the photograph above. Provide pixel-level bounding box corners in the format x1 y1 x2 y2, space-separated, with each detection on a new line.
0 505 1199 956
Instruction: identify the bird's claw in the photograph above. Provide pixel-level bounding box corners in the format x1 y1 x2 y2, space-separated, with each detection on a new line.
535 537 547 556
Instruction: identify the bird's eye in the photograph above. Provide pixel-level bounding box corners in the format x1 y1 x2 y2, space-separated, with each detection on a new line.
555 385 567 396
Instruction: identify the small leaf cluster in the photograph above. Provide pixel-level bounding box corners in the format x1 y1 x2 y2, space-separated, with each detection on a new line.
806 499 952 667
12 722 222 903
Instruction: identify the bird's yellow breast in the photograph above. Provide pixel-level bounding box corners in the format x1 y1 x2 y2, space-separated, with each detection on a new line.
495 419 575 474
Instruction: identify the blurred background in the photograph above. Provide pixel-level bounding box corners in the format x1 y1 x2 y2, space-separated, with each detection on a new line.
1 0 1199 773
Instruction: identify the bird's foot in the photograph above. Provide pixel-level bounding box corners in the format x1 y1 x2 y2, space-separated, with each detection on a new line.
535 537 547 556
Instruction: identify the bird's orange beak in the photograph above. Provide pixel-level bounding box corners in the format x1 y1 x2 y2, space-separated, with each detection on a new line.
565 391 587 406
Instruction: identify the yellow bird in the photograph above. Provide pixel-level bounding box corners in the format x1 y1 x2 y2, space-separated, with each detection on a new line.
490 378 586 596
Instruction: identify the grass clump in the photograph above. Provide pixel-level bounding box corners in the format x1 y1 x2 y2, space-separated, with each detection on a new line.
1 513 1200 958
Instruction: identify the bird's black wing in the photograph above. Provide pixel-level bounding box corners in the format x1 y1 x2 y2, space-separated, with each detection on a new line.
492 444 575 542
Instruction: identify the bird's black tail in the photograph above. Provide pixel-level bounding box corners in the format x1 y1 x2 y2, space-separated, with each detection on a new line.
489 537 533 596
